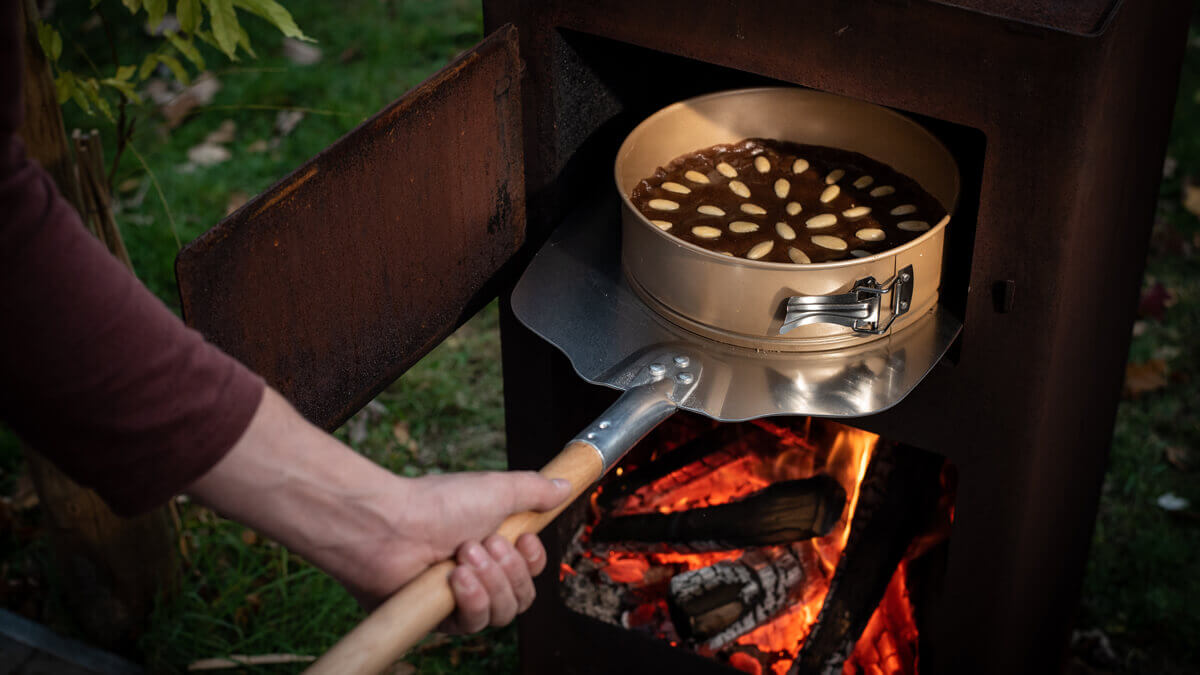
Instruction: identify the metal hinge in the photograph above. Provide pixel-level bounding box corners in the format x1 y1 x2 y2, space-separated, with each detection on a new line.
780 265 915 336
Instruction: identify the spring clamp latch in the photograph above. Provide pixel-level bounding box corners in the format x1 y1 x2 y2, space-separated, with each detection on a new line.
780 265 915 336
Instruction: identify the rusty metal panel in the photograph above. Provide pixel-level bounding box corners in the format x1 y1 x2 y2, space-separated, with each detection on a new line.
176 25 523 430
929 0 1121 35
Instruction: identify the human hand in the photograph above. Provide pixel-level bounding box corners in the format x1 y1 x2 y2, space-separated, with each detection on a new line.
186 389 572 634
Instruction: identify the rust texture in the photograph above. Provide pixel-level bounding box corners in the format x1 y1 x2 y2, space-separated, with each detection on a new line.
484 1 1191 674
176 25 523 430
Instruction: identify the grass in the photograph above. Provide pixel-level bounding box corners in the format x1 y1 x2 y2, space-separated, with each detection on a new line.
0 2 1197 673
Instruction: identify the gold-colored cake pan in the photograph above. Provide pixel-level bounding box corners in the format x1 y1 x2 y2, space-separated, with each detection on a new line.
615 87 960 352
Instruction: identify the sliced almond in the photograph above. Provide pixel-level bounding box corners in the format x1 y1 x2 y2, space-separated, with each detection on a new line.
691 225 723 239
788 247 811 264
729 221 759 233
825 169 845 185
786 201 802 216
740 203 767 215
650 220 673 231
697 204 726 216
747 240 775 260
870 185 895 197
729 180 751 198
850 249 871 258
661 181 691 194
792 158 810 174
717 250 734 256
685 170 711 184
853 175 874 189
775 221 796 240
716 162 737 178
890 204 917 216
812 235 848 251
774 178 791 199
649 198 679 211
855 227 885 241
754 156 771 173
898 220 931 232
805 213 838 229
843 205 871 219
819 185 840 203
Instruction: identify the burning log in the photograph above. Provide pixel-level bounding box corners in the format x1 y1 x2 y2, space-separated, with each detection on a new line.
666 544 815 649
598 424 773 511
591 475 846 551
790 443 943 675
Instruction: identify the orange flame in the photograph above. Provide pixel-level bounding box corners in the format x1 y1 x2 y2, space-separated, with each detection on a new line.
573 419 930 674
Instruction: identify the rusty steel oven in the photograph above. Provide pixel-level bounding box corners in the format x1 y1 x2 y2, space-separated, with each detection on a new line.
175 1 1191 673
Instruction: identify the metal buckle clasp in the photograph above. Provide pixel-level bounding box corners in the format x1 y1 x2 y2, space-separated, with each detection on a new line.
780 265 915 336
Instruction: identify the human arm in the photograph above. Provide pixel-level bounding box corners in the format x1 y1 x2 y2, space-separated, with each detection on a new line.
185 386 570 630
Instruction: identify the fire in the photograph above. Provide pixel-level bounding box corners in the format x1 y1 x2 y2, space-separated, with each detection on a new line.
566 418 938 674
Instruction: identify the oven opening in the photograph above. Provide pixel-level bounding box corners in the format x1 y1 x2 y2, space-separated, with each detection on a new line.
556 414 955 675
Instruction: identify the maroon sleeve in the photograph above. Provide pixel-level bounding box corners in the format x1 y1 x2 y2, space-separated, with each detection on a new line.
0 2 265 516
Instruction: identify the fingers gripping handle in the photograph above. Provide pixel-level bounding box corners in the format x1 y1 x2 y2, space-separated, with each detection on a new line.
304 360 702 675
303 442 604 675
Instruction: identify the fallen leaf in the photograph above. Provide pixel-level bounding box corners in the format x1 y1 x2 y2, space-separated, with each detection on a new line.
186 142 232 166
246 139 270 154
1183 180 1200 218
118 178 141 193
1138 281 1175 321
1165 446 1195 472
161 72 221 128
1156 492 1190 511
1163 156 1178 179
283 38 323 65
339 46 363 64
240 529 258 546
393 421 412 445
205 119 237 145
225 191 248 216
275 109 305 137
1123 359 1168 398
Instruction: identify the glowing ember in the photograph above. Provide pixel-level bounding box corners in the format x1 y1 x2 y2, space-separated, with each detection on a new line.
560 418 944 674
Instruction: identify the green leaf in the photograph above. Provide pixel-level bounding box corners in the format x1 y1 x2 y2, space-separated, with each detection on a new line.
138 52 159 80
36 23 63 64
101 77 143 104
204 0 240 59
233 20 256 58
193 28 219 50
165 31 206 70
177 0 201 33
233 0 312 41
114 64 138 82
122 0 143 13
144 0 167 31
70 78 93 114
54 72 75 105
83 82 114 121
155 53 191 86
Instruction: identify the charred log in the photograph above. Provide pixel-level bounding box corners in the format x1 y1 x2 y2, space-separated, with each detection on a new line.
591 475 846 551
598 424 773 511
790 443 942 675
667 545 812 649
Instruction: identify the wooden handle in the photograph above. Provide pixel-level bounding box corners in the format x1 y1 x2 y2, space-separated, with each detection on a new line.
304 441 604 675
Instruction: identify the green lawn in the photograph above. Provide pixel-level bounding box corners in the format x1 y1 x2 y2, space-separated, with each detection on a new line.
1 2 1198 672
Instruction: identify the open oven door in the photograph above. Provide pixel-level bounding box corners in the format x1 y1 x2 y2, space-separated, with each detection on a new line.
176 26 524 431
